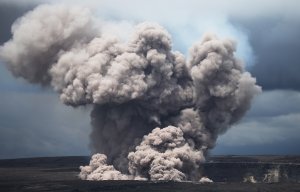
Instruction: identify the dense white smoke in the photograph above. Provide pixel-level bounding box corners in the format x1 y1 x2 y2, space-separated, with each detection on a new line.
0 4 261 181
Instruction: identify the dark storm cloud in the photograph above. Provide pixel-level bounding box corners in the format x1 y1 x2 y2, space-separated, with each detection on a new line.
0 2 37 44
230 16 300 90
213 90 300 155
214 112 300 155
0 92 90 159
246 90 300 118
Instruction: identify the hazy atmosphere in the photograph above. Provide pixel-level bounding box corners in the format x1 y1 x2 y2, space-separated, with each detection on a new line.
0 0 300 161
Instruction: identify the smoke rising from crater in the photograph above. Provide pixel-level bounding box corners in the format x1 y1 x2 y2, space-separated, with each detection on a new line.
0 4 261 181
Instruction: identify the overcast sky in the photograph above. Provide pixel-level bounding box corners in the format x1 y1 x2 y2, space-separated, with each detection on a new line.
0 0 300 159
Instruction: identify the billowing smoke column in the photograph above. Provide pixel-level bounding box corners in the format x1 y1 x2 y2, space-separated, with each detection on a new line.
0 5 261 181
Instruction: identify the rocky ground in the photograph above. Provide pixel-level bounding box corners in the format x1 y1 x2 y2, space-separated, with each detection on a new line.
0 156 299 192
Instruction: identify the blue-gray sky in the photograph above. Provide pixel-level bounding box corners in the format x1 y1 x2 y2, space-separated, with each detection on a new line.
0 0 300 159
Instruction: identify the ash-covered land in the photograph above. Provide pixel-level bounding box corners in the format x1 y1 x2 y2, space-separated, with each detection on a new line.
0 155 299 192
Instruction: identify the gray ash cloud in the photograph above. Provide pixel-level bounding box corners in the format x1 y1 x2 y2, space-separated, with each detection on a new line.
0 4 261 181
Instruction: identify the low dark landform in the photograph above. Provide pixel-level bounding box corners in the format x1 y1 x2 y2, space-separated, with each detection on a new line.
0 155 299 192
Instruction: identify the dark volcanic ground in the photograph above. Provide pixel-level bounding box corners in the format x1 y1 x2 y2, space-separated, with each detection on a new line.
0 156 300 192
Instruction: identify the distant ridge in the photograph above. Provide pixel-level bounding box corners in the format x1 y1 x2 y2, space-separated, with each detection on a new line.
1 155 300 167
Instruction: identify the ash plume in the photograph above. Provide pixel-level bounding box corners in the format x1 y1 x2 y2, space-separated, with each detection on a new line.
0 4 261 181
